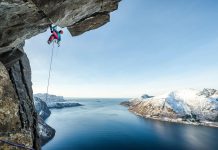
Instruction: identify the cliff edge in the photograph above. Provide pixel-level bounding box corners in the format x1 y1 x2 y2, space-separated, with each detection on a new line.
0 0 121 149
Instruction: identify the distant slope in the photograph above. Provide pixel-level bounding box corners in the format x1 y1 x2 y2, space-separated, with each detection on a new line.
127 89 218 127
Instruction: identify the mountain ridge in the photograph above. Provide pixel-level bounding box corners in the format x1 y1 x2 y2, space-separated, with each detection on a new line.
123 88 218 127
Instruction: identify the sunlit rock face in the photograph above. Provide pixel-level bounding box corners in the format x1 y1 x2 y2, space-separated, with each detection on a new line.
0 62 20 131
128 89 218 127
0 0 49 55
32 0 120 28
0 0 121 149
0 61 34 149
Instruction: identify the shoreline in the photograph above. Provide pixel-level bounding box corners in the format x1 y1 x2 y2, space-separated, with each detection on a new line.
129 109 218 128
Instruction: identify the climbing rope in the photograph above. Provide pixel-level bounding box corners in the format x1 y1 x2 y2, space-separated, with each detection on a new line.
0 139 34 150
45 41 55 101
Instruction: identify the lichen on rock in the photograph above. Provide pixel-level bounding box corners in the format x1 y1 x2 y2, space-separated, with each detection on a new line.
0 61 34 149
0 62 21 131
0 130 33 150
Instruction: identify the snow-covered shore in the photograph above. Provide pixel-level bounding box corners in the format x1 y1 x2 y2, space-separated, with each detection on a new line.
122 88 218 127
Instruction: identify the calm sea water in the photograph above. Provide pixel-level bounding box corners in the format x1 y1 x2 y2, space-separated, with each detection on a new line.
43 99 218 150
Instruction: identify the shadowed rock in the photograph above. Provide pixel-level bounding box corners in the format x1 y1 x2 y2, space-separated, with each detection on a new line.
38 117 55 146
34 97 51 120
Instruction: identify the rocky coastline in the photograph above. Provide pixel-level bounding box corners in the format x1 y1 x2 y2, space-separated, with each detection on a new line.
0 1 121 149
121 88 218 128
34 94 83 145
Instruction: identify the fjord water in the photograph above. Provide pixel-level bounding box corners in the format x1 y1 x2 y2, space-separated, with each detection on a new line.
43 99 218 150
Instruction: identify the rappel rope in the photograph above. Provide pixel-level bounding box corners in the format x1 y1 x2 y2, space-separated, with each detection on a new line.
45 41 55 101
0 139 34 150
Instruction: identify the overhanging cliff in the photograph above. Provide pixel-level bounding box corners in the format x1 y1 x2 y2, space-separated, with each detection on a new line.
0 0 120 67
0 0 121 149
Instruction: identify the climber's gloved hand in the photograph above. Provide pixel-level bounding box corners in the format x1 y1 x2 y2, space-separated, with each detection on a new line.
49 24 53 33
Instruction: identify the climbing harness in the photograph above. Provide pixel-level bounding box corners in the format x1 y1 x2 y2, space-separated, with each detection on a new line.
48 25 63 47
0 139 34 150
45 41 55 101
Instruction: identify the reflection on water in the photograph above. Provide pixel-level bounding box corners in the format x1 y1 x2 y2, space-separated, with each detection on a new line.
43 99 218 150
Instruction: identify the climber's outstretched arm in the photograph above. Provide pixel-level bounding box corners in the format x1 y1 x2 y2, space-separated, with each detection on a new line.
49 25 58 33
49 25 52 33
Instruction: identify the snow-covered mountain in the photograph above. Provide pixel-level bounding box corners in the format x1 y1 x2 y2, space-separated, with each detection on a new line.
127 88 218 127
34 93 82 109
34 93 65 102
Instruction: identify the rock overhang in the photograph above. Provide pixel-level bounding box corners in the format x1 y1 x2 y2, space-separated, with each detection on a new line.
1 1 121 149
0 0 121 67
32 0 120 27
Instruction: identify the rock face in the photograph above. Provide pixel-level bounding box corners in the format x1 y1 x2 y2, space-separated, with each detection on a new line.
0 62 20 133
34 97 51 120
34 97 55 146
121 94 153 107
32 0 120 36
0 0 121 64
120 101 132 107
128 89 218 127
0 0 121 149
38 117 55 146
0 61 35 149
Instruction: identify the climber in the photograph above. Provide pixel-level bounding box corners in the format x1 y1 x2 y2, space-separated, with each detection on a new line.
47 25 63 47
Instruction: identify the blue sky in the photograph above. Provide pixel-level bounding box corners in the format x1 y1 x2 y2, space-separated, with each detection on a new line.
25 0 218 98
